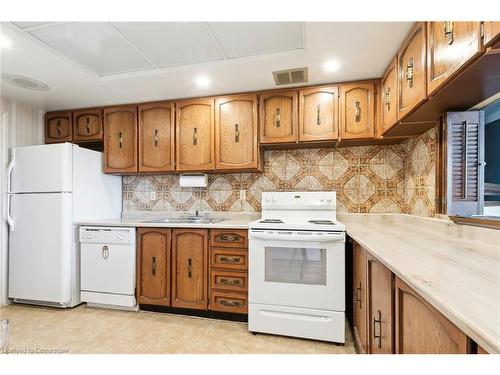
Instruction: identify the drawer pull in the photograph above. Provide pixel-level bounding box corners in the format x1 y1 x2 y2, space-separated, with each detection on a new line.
217 234 240 242
193 127 198 145
316 104 321 125
384 87 391 111
234 124 240 143
151 256 156 276
153 129 159 146
354 101 361 123
219 277 242 286
57 120 62 136
373 309 382 348
118 132 123 148
219 256 241 264
187 258 192 278
405 57 414 88
219 299 243 307
274 108 281 128
86 117 90 133
355 282 362 308
443 21 454 45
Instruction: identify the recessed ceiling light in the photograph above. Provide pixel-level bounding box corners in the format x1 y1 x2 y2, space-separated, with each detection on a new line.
194 75 210 88
0 34 11 49
323 60 340 73
1 74 50 91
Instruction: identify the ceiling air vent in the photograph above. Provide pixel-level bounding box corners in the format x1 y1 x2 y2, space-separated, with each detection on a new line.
273 67 308 86
1 74 50 91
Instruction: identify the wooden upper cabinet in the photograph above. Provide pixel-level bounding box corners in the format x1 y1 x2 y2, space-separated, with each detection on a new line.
299 86 339 142
353 243 368 353
259 90 298 144
136 228 171 306
215 94 259 171
45 111 72 143
171 229 209 310
427 22 483 96
176 98 214 172
395 277 468 354
381 58 399 133
103 106 138 173
138 102 175 173
339 82 375 140
483 21 500 48
368 255 394 354
73 108 103 142
398 22 427 121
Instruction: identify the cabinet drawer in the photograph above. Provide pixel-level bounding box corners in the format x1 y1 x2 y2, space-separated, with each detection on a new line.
210 229 248 248
211 270 248 292
210 248 248 270
210 291 248 314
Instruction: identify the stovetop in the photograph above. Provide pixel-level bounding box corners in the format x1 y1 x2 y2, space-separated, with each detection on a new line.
250 217 346 232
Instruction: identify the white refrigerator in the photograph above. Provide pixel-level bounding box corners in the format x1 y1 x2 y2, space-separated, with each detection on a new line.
7 143 122 307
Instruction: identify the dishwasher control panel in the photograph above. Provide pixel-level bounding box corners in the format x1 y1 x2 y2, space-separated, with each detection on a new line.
79 226 135 244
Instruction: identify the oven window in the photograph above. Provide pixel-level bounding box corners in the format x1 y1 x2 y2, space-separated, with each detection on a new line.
264 247 326 285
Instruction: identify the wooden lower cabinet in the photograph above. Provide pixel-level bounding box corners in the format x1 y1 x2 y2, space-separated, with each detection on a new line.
171 229 209 310
353 243 368 353
367 255 394 354
394 276 468 354
136 228 171 306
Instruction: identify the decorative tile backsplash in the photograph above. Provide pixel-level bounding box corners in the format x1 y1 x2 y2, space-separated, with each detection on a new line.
123 128 436 216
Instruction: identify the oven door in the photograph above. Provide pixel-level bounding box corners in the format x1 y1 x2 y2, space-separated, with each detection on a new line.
249 229 345 311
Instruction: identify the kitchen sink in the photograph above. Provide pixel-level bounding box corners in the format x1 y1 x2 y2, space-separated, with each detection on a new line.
142 217 226 224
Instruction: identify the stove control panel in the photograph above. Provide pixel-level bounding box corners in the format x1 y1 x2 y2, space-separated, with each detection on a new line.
262 191 336 210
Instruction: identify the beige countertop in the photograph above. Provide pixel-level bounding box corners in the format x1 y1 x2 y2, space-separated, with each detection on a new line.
338 213 500 354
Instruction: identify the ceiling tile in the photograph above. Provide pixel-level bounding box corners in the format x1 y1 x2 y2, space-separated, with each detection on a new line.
29 22 155 76
207 22 303 59
111 22 224 68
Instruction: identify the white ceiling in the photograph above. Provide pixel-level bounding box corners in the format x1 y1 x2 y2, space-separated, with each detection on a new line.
0 22 414 111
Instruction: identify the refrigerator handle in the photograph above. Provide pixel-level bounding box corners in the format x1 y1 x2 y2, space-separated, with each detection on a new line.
7 194 14 232
7 149 15 193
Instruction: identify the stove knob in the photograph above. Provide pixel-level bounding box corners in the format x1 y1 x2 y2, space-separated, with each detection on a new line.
117 235 123 241
327 199 333 203
271 198 277 203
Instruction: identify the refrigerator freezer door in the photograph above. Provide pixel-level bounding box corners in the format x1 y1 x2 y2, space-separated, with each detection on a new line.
8 193 73 305
10 143 73 193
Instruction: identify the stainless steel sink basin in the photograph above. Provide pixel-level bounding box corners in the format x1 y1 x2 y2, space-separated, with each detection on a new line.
142 217 226 224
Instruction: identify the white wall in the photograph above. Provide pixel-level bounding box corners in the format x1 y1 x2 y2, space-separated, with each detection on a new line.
0 97 44 305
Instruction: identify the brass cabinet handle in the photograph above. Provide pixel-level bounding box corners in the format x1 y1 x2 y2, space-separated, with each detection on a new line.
151 256 156 276
219 299 243 307
57 120 62 136
355 101 361 123
187 258 192 278
192 127 198 145
316 104 321 125
102 245 109 260
443 21 454 45
274 108 281 128
118 132 123 148
86 117 90 133
406 57 414 88
384 87 391 111
219 256 241 264
373 310 382 348
217 234 240 242
355 282 362 308
153 129 159 147
234 124 240 143
219 277 242 286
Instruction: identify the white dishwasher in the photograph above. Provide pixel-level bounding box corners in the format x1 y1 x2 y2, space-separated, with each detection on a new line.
79 226 137 310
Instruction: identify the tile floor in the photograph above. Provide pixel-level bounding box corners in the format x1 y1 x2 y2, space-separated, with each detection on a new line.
0 304 356 354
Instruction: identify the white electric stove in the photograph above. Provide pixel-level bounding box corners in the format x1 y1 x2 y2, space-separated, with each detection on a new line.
248 191 346 343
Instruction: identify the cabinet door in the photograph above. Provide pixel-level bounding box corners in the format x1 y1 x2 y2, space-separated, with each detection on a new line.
171 229 208 310
103 106 138 173
45 111 72 143
339 82 375 139
136 228 171 306
398 22 427 120
353 243 368 353
215 94 259 170
73 109 103 142
299 86 339 142
260 90 298 144
483 21 500 48
368 255 394 354
381 58 398 133
138 102 175 173
427 22 483 96
176 98 215 172
395 277 468 354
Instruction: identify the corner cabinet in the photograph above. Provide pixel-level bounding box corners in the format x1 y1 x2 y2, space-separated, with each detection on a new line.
339 82 375 140
380 58 399 133
259 90 298 144
73 108 103 142
171 229 209 310
298 86 339 142
138 102 175 173
398 22 427 121
176 98 215 172
427 22 483 96
395 277 468 353
45 111 73 144
215 94 260 171
136 228 172 306
103 105 138 174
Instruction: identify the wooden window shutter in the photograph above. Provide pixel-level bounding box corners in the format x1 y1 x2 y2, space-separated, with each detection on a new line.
446 111 485 216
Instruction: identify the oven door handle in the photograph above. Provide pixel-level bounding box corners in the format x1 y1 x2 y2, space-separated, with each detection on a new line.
249 231 345 242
